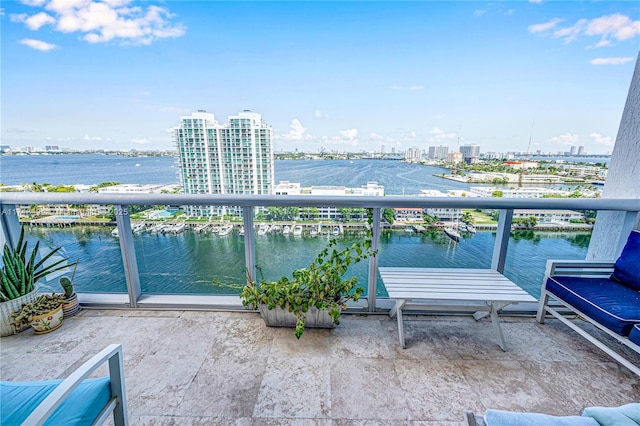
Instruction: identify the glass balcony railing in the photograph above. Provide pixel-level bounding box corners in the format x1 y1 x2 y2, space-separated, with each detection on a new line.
2 193 638 311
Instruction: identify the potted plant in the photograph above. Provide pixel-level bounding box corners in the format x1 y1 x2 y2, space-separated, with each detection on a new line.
9 294 66 334
240 238 375 338
59 275 81 318
0 227 71 336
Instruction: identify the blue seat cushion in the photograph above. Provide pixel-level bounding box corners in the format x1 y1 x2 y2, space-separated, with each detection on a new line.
545 276 640 336
582 403 640 426
630 324 640 346
611 230 640 292
485 409 599 426
0 377 111 426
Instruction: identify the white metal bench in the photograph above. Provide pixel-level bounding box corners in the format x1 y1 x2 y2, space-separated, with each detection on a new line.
379 267 537 350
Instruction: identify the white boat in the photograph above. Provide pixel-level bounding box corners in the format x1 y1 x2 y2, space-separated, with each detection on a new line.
332 226 340 236
257 224 268 236
466 224 477 234
218 225 233 236
193 223 209 233
293 225 303 236
283 225 291 235
111 228 119 237
132 223 146 234
444 227 461 242
239 226 244 236
148 224 167 233
310 227 318 237
168 223 186 233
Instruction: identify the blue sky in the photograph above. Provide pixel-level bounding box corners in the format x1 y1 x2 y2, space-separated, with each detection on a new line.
2 1 639 154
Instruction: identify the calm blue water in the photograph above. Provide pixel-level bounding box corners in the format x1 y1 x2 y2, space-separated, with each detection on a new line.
4 154 593 299
28 225 590 300
0 154 467 195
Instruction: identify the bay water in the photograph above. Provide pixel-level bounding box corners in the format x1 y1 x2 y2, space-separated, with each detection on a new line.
1 154 591 298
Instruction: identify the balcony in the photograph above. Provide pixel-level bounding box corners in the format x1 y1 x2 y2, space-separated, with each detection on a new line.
2 309 639 423
1 193 639 421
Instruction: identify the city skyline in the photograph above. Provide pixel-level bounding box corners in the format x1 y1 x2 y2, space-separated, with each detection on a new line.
2 1 639 154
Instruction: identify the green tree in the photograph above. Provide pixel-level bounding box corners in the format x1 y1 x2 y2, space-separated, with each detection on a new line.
382 208 395 224
491 190 504 197
461 212 475 225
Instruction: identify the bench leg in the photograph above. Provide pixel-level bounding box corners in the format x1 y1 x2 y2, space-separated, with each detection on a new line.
397 306 406 349
536 289 549 324
490 303 508 351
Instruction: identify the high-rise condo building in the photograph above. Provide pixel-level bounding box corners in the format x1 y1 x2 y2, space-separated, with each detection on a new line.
428 145 449 160
404 146 422 161
459 144 480 162
174 110 274 217
577 146 585 156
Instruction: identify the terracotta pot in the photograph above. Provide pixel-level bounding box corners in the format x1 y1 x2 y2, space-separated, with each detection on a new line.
31 305 64 334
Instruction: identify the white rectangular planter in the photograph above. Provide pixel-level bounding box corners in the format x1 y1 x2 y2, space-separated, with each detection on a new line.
258 304 338 329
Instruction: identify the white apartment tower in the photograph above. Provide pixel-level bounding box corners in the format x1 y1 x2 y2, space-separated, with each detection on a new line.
428 145 449 160
175 110 274 217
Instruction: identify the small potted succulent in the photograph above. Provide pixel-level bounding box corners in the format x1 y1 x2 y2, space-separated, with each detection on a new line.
60 275 81 318
10 294 66 334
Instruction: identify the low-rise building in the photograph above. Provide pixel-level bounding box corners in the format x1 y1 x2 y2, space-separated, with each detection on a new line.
393 207 424 223
513 209 584 224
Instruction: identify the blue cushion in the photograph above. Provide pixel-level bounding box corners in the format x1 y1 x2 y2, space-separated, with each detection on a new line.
1 377 111 425
545 276 640 336
630 324 640 346
611 230 640 292
582 403 640 426
485 409 599 426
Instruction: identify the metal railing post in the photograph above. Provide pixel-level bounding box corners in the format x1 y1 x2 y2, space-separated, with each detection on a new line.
367 207 381 312
0 204 21 249
491 209 513 273
243 207 256 284
114 205 141 307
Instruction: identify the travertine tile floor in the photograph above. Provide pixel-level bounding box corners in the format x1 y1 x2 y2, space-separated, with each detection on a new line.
1 309 639 425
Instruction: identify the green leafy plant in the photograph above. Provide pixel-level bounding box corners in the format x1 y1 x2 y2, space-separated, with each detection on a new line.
9 294 66 334
0 227 73 302
240 238 375 339
60 277 75 298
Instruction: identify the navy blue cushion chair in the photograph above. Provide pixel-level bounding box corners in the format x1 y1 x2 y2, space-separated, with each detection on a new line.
0 344 128 425
536 230 640 377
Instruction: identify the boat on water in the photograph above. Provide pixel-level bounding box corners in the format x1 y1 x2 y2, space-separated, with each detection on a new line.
166 223 186 234
466 224 477 234
332 226 340 236
218 225 233 236
257 224 269 236
239 226 244 236
310 227 318 237
111 228 119 237
444 227 461 242
132 223 146 234
283 225 291 234
293 225 303 236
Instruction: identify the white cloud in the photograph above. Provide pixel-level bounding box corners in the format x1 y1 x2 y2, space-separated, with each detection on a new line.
280 119 312 142
474 9 486 17
505 9 515 17
83 133 102 141
19 38 57 51
590 57 634 65
547 133 579 146
590 133 614 146
428 127 458 143
131 138 149 144
314 109 328 119
528 18 564 34
535 14 640 47
13 0 186 46
24 11 56 30
409 85 424 91
323 129 359 146
529 0 543 3
389 85 403 90
370 133 385 141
